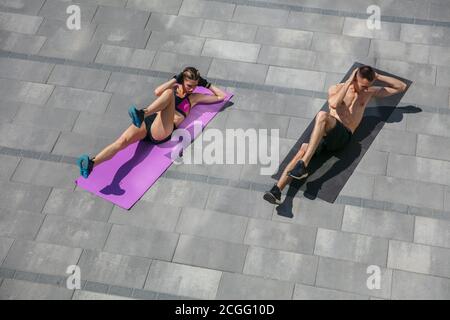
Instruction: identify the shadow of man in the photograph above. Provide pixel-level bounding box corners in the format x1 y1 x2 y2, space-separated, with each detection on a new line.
276 105 421 218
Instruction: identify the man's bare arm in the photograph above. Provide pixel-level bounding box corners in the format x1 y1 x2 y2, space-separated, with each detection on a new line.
373 73 407 98
328 68 358 109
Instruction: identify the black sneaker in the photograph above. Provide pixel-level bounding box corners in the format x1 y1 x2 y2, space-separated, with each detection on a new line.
287 160 308 180
263 184 282 204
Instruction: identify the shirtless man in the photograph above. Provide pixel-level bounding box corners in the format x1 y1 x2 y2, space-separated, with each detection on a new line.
264 65 407 204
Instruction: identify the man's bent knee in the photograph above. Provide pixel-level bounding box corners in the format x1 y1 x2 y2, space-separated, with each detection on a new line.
316 111 329 122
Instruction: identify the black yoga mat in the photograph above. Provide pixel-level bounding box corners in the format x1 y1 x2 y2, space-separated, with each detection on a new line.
272 62 416 204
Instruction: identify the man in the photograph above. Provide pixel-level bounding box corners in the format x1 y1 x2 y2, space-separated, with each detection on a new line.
264 65 407 204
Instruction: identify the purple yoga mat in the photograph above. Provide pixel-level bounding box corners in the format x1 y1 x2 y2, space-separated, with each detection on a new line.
75 87 233 209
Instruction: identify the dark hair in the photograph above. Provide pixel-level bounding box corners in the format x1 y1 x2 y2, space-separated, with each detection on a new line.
182 66 200 82
358 65 375 82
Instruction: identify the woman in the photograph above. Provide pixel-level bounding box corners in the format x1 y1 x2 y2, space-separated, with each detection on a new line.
77 67 227 178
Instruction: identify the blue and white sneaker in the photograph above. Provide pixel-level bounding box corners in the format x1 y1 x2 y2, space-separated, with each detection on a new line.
77 154 94 179
128 105 145 128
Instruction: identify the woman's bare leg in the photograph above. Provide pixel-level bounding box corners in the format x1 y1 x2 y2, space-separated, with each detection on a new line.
150 88 176 141
277 143 308 191
92 124 147 167
142 88 175 117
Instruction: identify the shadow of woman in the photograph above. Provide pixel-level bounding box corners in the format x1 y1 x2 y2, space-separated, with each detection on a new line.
276 105 421 218
100 140 153 196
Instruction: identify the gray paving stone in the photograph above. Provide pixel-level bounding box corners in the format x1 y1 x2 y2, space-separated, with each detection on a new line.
39 0 97 22
47 64 110 91
254 26 312 50
43 188 113 222
429 45 450 67
39 26 101 62
92 24 151 49
315 257 392 299
380 0 429 20
78 249 151 289
0 181 51 212
243 246 318 285
3 239 82 276
12 104 79 131
0 154 20 181
340 173 375 199
311 32 371 56
391 270 450 300
0 30 46 54
232 5 289 27
258 46 315 69
265 66 326 91
293 283 369 300
445 187 450 213
355 149 388 176
104 224 179 260
0 0 45 15
216 272 294 300
313 52 375 74
36 17 96 39
207 58 268 84
126 0 183 15
436 65 450 88
342 206 414 242
173 234 248 273
46 86 111 114
95 44 156 69
109 200 180 233
414 216 450 249
144 260 222 299
175 207 248 243
0 57 52 83
0 237 14 265
104 73 161 97
0 99 20 124
368 39 430 64
373 176 444 211
0 78 54 105
150 51 211 75
372 128 417 155
376 59 436 85
206 185 274 219
143 178 210 210
76 0 127 7
146 31 204 55
274 196 344 230
11 159 78 190
72 111 129 139
387 153 450 186
388 240 450 278
93 5 150 29
0 209 44 240
342 17 401 41
0 123 59 152
200 19 257 42
202 38 260 63
287 11 344 33
226 109 290 137
105 92 154 117
147 13 203 36
72 290 132 300
244 218 316 255
314 228 389 266
406 112 450 139
0 279 73 300
52 131 112 157
179 0 235 20
13 270 38 282
36 215 111 250
400 24 450 46
108 285 133 297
